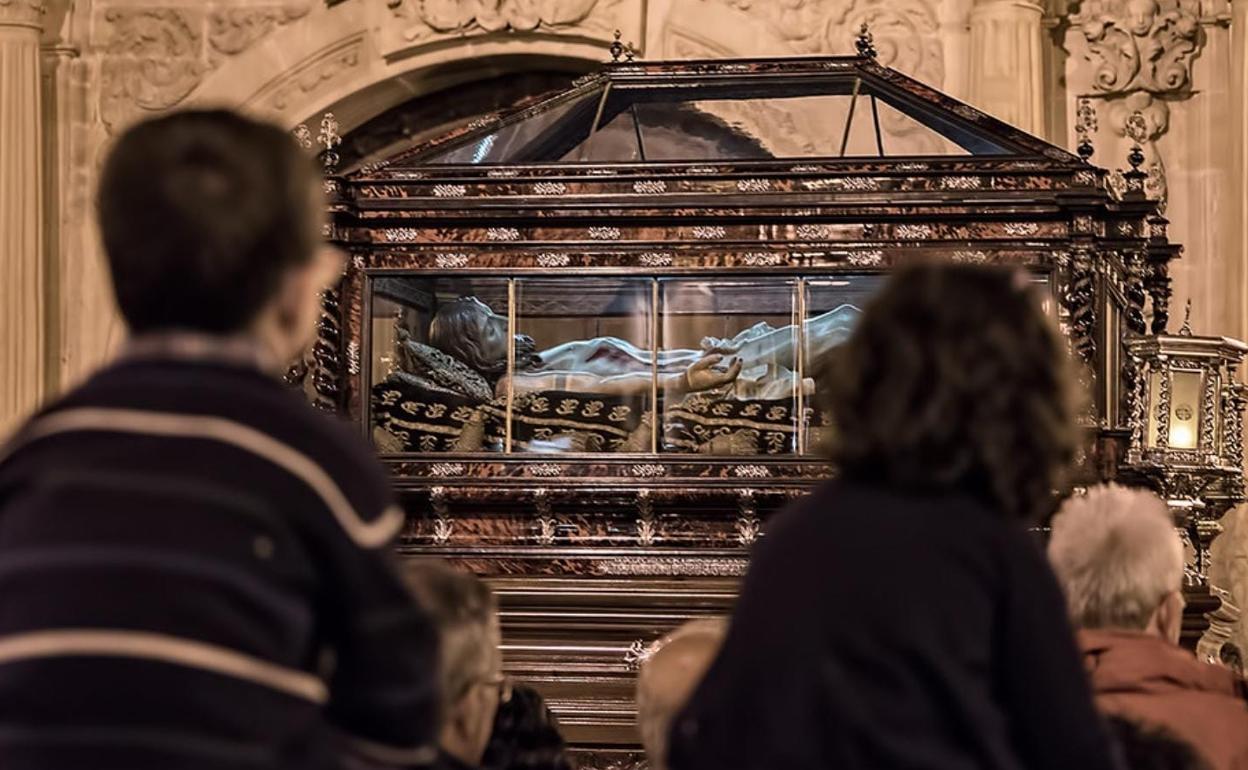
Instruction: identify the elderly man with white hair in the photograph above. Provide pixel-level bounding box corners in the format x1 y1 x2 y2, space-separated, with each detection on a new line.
1048 484 1248 770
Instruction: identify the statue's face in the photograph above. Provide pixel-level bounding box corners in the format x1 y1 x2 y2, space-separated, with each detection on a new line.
458 297 537 370
457 297 510 368
1126 0 1157 35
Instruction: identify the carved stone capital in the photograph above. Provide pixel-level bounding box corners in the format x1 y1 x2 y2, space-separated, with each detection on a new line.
0 0 45 29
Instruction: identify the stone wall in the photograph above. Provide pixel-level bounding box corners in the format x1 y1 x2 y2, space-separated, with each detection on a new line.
6 0 1248 640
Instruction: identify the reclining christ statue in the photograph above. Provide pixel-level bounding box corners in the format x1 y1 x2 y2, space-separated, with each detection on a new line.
423 296 861 400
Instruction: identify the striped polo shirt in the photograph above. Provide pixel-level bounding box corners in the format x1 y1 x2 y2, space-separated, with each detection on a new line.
0 338 439 769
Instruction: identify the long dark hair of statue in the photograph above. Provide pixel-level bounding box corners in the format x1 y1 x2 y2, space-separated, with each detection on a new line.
816 263 1079 524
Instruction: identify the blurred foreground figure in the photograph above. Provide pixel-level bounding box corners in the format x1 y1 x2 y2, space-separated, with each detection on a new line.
1049 485 1248 770
636 619 727 770
480 683 573 770
406 562 506 770
0 110 439 769
1106 716 1212 770
668 264 1120 770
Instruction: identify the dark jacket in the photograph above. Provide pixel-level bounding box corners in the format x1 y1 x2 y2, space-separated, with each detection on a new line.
668 481 1121 770
1082 629 1248 770
0 346 438 770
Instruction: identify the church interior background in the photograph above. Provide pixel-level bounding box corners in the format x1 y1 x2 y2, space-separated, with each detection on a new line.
6 0 1248 762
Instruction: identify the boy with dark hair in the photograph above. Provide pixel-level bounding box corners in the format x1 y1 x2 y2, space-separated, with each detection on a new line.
0 110 438 770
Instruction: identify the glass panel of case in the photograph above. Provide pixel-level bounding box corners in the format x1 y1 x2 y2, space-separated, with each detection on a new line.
510 278 655 453
369 277 510 454
659 278 800 455
367 270 1048 455
803 277 880 453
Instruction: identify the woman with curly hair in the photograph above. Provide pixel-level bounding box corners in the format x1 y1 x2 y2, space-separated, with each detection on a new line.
667 263 1121 770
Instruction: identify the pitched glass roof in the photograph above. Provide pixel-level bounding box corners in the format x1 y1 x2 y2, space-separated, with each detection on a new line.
394 57 1046 167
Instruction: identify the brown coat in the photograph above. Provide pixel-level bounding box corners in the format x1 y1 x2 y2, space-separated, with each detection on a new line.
1080 629 1248 770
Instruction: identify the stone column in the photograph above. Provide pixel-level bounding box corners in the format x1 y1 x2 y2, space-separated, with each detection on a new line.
968 0 1045 136
1229 0 1248 348
0 0 46 435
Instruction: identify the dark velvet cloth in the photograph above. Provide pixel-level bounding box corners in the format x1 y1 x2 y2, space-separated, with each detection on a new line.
0 354 439 770
668 481 1123 770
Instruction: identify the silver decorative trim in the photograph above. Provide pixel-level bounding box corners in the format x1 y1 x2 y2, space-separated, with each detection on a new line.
429 463 466 477
528 463 565 477
533 181 567 195
951 250 990 263
733 464 771 478
1005 222 1040 236
593 557 748 577
535 253 570 268
795 223 833 240
630 464 667 478
430 487 452 544
840 177 880 191
636 490 656 547
847 250 884 266
486 169 519 178
346 340 360 375
434 253 470 269
588 226 622 240
466 116 497 130
941 176 981 190
632 180 666 194
739 252 785 267
895 162 930 171
735 490 761 547
897 224 933 239
432 184 467 198
351 254 365 270
486 227 520 241
688 165 718 175
383 228 421 242
624 639 649 671
737 178 771 193
1074 170 1098 186
691 225 726 239
638 252 673 267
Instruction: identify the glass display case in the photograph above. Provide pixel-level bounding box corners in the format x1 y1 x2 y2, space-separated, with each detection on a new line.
369 274 885 456
312 47 1199 767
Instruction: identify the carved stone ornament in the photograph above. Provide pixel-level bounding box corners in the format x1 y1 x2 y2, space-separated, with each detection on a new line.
388 0 616 44
207 3 310 58
97 2 314 132
1073 0 1200 98
99 8 205 133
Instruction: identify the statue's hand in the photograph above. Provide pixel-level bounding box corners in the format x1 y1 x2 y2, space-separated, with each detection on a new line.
700 336 741 356
683 354 743 392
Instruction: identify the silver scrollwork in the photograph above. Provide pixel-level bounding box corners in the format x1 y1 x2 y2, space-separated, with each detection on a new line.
588 226 622 240
435 253 471 269
691 225 726 239
486 227 521 241
432 184 467 198
535 253 570 268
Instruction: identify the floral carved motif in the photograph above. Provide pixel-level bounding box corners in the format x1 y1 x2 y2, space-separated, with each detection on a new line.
99 8 205 133
208 3 310 57
1073 0 1200 97
388 0 617 44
